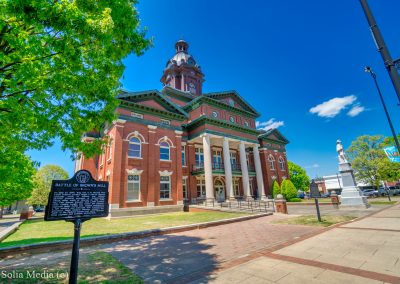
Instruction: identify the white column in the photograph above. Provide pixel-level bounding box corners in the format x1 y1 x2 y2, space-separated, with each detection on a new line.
253 144 266 199
223 138 234 200
239 141 251 200
202 134 214 200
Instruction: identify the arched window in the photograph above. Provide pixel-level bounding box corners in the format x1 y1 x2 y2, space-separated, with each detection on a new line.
160 141 170 160
268 155 275 170
279 156 285 171
107 138 113 160
128 137 141 158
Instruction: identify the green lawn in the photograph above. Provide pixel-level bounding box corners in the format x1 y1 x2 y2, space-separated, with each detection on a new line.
369 201 397 205
288 198 333 203
273 215 356 227
2 251 142 283
0 211 248 248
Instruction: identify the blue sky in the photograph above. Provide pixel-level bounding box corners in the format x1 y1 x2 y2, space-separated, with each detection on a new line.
28 0 400 178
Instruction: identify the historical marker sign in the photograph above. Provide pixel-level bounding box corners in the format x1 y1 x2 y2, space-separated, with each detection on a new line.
45 170 109 221
309 180 320 198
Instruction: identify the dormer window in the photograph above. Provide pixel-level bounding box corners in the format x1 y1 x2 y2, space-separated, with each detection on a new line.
229 116 235 123
244 121 249 127
212 111 218 118
228 98 234 107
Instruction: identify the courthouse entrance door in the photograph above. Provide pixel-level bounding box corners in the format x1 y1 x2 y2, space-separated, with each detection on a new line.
214 179 225 202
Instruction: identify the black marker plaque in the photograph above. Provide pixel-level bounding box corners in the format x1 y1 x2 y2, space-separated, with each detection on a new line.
309 180 322 222
44 170 109 284
45 170 109 221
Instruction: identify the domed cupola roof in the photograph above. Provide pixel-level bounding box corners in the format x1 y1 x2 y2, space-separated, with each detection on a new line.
165 40 200 68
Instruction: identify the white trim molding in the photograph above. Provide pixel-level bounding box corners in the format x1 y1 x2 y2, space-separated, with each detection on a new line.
126 131 147 143
126 168 144 175
157 136 175 148
148 125 157 130
159 170 173 176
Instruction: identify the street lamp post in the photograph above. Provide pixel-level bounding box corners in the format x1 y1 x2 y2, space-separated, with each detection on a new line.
359 0 400 104
364 67 400 154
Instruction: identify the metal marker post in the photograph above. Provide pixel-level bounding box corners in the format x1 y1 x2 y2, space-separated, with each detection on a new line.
314 198 322 222
69 218 82 284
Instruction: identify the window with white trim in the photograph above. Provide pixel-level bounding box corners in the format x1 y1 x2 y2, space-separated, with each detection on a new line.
196 179 206 197
244 121 249 127
212 111 218 118
160 176 171 199
195 147 204 167
107 138 113 160
181 146 186 166
182 178 188 199
213 150 222 168
160 141 170 160
279 156 285 171
230 151 237 168
233 179 240 196
268 155 275 170
229 116 235 123
128 137 141 158
127 175 140 201
131 112 143 119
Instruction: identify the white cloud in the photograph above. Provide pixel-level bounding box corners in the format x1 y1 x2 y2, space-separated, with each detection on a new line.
347 104 365 117
256 118 284 131
309 95 357 118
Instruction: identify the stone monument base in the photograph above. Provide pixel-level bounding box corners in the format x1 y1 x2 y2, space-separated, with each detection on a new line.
339 186 370 208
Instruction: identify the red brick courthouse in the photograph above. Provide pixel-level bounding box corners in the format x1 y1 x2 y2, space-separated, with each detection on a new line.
77 40 289 216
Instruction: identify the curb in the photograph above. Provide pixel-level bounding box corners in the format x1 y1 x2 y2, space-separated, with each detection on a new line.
0 221 22 242
0 212 271 259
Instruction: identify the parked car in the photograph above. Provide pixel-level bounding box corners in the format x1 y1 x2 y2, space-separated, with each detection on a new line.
297 190 305 199
362 189 379 197
388 186 400 196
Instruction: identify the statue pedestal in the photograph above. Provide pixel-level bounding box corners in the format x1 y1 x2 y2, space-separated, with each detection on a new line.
339 162 369 208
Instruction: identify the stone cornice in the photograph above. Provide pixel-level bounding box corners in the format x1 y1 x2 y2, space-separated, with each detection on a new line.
183 96 259 118
183 116 260 136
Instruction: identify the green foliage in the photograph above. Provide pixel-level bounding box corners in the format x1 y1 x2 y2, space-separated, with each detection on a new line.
347 135 400 188
272 180 281 197
0 0 151 157
289 198 302 202
0 148 36 207
281 179 298 200
28 165 69 206
288 161 310 190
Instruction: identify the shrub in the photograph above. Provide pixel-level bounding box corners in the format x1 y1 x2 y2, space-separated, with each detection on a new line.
285 180 298 200
272 180 281 198
289 198 302 202
281 179 297 201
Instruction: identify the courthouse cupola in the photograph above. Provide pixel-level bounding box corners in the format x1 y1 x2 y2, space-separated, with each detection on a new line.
161 40 204 96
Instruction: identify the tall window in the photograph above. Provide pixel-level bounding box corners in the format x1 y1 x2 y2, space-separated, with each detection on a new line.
268 155 275 170
196 179 206 197
127 175 140 201
181 146 186 166
195 147 204 167
182 178 188 199
160 176 171 199
128 137 141 158
230 152 237 170
107 139 113 160
160 141 170 160
279 157 285 171
213 150 222 168
233 179 240 196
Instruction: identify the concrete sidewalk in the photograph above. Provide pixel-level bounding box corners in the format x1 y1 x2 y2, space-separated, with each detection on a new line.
201 203 400 284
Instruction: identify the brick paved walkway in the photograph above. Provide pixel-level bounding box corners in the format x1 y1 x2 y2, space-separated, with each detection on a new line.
99 214 320 283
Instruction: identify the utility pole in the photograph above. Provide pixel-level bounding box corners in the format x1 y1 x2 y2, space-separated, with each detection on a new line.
359 0 400 104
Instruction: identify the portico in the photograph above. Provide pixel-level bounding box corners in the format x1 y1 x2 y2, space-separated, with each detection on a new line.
189 133 266 202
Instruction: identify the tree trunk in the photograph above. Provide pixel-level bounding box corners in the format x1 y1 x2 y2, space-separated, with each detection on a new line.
0 206 3 219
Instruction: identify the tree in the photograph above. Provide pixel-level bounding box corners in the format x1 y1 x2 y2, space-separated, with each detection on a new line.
347 135 400 188
0 0 151 157
28 165 68 206
281 179 297 201
272 180 281 198
288 161 310 190
0 148 36 218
